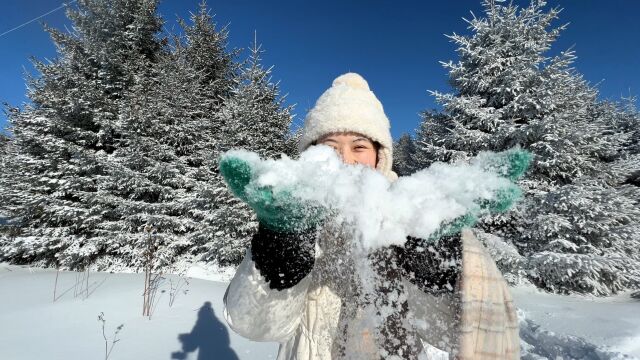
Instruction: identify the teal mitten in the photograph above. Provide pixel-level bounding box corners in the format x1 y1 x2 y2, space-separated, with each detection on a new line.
475 146 532 182
219 155 327 233
431 147 532 240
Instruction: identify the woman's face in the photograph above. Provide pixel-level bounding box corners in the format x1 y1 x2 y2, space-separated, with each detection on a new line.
317 132 378 168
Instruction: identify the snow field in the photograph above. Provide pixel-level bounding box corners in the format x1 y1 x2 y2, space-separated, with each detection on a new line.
1 264 638 360
0 264 276 360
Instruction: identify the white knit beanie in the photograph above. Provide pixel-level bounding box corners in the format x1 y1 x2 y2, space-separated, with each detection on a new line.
298 73 398 182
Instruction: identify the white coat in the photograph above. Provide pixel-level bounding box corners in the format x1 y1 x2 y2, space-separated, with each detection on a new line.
223 224 520 359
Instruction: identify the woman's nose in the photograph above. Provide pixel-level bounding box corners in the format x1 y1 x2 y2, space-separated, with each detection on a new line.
340 149 357 165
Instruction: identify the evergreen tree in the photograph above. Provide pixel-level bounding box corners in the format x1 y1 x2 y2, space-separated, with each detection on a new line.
179 1 239 106
607 97 640 187
209 39 296 264
411 110 459 168
0 133 8 152
392 133 417 176
90 45 213 269
0 133 8 178
173 7 241 267
218 39 295 158
417 0 614 184
0 0 165 269
416 0 639 294
0 133 9 225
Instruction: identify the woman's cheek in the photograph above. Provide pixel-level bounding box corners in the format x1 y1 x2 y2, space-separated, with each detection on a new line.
358 152 377 168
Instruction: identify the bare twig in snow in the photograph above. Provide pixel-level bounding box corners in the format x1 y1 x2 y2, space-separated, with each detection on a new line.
97 312 123 360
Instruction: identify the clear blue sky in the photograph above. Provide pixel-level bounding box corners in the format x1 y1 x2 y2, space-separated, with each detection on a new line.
1 0 638 139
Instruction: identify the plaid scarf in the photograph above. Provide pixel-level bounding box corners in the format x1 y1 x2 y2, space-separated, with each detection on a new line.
456 229 520 359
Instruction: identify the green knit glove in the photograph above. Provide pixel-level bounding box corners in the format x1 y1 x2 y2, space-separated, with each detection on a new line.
219 155 327 233
431 148 532 240
475 147 533 182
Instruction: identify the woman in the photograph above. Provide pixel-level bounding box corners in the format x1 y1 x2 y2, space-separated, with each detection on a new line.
221 73 520 359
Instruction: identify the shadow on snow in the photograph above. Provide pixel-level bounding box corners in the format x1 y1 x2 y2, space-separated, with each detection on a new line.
171 301 239 360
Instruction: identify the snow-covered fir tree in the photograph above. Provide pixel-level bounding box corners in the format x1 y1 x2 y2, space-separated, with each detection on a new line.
414 0 640 294
168 5 246 267
90 48 209 270
209 38 296 265
89 4 247 270
0 133 8 153
217 39 295 158
0 133 9 227
179 1 239 107
0 0 165 269
606 97 640 187
392 133 418 176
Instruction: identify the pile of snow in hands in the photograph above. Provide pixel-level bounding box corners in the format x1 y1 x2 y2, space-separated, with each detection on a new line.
223 145 513 249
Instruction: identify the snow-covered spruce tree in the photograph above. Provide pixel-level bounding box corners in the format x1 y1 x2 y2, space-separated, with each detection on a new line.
392 133 418 176
606 97 640 187
524 181 640 295
208 40 296 265
415 0 639 294
417 0 614 183
91 1 244 269
179 1 239 107
218 40 295 159
168 5 247 267
0 133 10 229
516 85 640 294
91 48 210 270
411 110 454 169
0 0 165 269
0 132 8 155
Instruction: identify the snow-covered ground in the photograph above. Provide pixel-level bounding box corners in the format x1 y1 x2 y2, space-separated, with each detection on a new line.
512 285 640 359
0 263 638 360
0 263 276 360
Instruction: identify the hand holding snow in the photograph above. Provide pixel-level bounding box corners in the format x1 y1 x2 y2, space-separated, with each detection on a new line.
219 145 530 250
219 151 327 233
